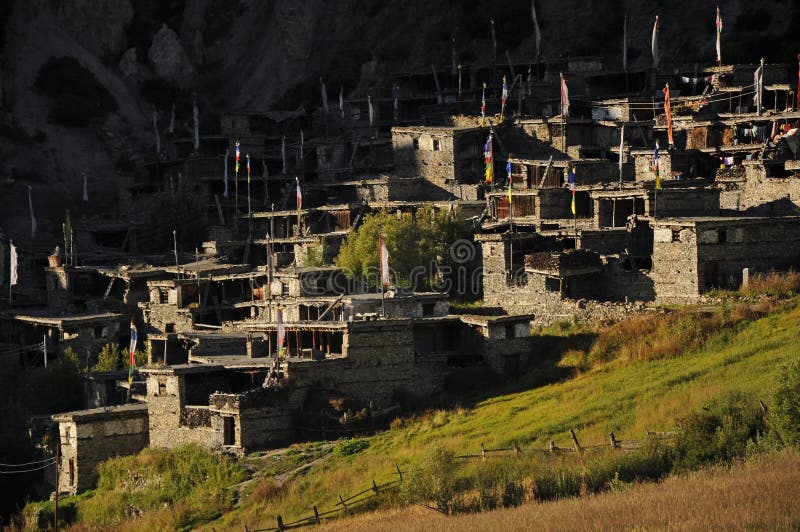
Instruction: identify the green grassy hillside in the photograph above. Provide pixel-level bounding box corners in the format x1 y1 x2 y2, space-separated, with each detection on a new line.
212 296 800 530
22 289 800 531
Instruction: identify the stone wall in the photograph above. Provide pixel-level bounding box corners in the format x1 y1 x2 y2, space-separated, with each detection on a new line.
54 404 148 494
144 371 217 449
651 224 699 301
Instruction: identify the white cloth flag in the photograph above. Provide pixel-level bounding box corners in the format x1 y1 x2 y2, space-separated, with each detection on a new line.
281 136 287 174
380 235 390 287
339 86 345 120
223 147 229 198
300 130 304 161
560 73 570 118
622 12 628 71
27 186 36 238
531 0 541 58
276 307 285 353
368 95 374 126
652 16 659 69
169 102 175 134
152 105 160 154
715 6 722 64
754 63 764 112
618 125 625 183
82 173 88 202
10 242 18 286
320 77 329 114
192 94 200 152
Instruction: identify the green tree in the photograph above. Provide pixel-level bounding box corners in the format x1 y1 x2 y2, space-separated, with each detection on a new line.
143 174 208 253
400 444 460 514
25 347 83 414
336 206 469 290
93 343 122 372
772 357 800 447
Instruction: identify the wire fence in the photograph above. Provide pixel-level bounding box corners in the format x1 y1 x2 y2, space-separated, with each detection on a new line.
246 428 675 532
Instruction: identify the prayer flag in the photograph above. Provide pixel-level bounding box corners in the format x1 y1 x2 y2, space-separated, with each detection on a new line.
506 161 513 205
246 154 251 184
754 62 764 113
296 177 302 211
484 133 494 183
339 86 345 120
663 83 673 146
654 142 662 189
320 77 329 114
152 105 160 154
281 136 287 174
368 95 374 126
169 102 175 134
393 84 400 123
715 6 722 64
560 73 570 118
501 75 509 118
490 18 497 59
82 173 88 202
27 186 36 239
193 94 199 152
531 0 541 58
276 307 285 356
380 235 390 287
622 12 628 71
10 242 18 286
481 82 487 124
652 16 659 69
618 125 625 183
223 147 229 198
128 324 137 384
568 169 576 216
235 142 241 175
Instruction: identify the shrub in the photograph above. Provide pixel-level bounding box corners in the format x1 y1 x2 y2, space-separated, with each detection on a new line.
333 438 370 457
741 271 800 298
401 445 460 514
771 357 800 448
25 348 83 414
93 343 122 372
142 174 208 253
674 393 765 470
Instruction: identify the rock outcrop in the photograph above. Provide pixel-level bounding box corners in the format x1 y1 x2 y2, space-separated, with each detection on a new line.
148 24 196 88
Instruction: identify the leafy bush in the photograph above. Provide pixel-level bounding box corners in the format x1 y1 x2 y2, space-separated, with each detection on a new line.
674 393 766 470
93 343 122 372
35 57 118 126
771 357 800 448
333 438 370 457
142 174 208 253
25 347 83 414
400 445 461 514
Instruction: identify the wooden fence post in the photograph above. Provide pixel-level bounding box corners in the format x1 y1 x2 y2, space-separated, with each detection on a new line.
396 463 403 482
276 515 285 531
513 441 521 455
481 442 486 460
339 494 348 513
313 505 320 524
569 428 583 454
608 431 618 449
549 440 556 453
759 400 768 415
372 479 380 494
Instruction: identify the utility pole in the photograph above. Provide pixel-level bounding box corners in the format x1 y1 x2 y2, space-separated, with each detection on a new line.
54 442 60 531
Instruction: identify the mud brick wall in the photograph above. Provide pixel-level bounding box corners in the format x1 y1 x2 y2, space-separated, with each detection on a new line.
144 303 194 333
393 129 456 181
145 372 217 449
55 405 148 494
734 164 800 213
651 225 699 301
649 189 720 218
633 151 671 184
596 256 657 302
288 320 418 407
693 219 800 290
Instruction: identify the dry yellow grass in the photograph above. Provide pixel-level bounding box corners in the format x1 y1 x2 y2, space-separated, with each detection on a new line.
319 449 800 531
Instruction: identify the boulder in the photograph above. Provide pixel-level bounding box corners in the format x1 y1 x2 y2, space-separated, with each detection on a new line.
147 25 196 88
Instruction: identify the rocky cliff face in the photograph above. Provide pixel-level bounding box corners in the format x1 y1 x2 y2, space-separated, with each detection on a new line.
0 0 798 242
